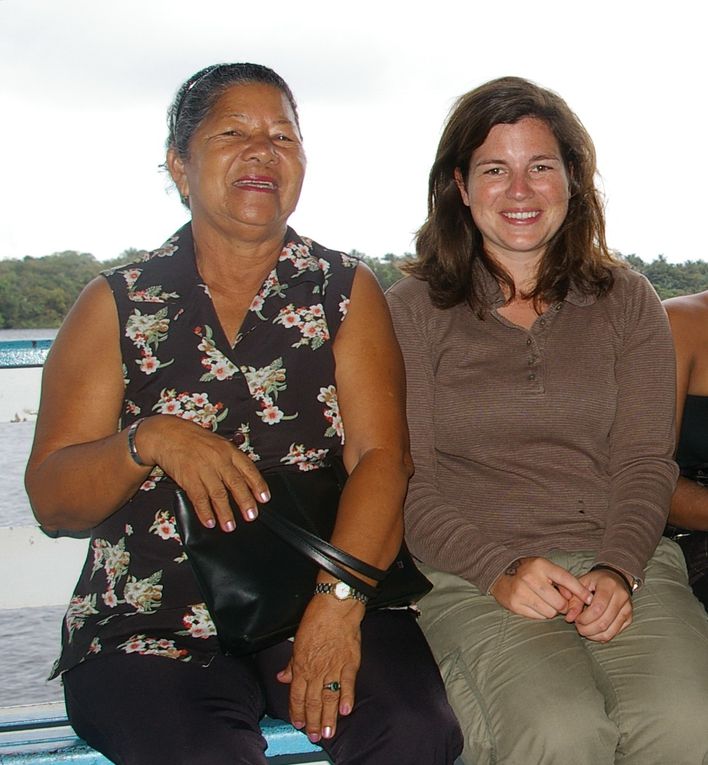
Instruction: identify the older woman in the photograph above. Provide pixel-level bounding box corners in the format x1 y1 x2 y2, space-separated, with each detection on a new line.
386 76 708 764
664 290 708 606
25 63 462 765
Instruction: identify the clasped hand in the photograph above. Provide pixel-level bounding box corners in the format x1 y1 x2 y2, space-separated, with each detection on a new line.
490 557 633 642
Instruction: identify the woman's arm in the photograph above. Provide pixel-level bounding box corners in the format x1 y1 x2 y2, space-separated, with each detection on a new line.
25 277 268 534
597 274 679 582
25 277 148 531
666 292 708 529
283 263 413 742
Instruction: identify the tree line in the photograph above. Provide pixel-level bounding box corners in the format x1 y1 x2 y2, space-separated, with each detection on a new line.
1 249 707 329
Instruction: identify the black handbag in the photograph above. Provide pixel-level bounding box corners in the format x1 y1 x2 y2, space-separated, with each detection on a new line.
173 459 432 656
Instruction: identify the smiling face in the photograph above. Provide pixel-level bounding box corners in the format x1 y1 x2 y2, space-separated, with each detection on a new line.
167 82 306 241
454 117 570 270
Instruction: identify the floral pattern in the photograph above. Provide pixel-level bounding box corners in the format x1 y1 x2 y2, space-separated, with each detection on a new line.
52 225 358 678
195 324 239 381
274 303 330 349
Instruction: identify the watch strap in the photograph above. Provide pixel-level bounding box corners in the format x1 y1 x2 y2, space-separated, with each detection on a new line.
314 581 369 605
590 564 638 596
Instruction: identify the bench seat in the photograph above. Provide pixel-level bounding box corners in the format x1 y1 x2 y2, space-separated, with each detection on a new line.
0 702 329 764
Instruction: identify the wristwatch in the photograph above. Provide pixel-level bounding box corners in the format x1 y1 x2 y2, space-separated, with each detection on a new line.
314 580 369 605
590 564 640 596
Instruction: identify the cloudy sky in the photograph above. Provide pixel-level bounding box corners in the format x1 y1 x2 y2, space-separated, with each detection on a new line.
1 0 703 264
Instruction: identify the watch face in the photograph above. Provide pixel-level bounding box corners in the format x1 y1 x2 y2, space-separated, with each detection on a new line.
333 581 351 600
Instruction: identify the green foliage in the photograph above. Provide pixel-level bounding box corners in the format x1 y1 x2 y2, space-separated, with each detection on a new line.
2 247 708 328
358 251 412 292
0 248 142 328
622 254 708 300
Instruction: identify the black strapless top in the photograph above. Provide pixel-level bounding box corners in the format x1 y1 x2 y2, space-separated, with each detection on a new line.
676 395 708 476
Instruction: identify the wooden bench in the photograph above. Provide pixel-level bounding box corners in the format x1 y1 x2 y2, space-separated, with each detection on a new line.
0 702 330 764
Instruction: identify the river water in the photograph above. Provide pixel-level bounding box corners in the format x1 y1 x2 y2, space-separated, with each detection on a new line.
0 329 70 707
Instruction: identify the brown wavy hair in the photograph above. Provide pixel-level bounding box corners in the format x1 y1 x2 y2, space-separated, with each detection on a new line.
404 76 619 314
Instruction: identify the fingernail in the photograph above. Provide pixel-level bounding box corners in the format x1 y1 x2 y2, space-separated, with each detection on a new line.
259 490 270 502
224 520 235 532
308 733 321 743
205 518 216 529
292 720 304 729
246 507 258 521
340 703 352 716
323 726 333 739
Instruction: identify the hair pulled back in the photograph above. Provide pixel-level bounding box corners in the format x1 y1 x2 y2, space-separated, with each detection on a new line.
167 62 300 160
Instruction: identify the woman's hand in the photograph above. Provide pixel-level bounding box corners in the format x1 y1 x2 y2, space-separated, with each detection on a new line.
490 556 593 619
571 569 633 642
137 415 270 531
277 593 364 743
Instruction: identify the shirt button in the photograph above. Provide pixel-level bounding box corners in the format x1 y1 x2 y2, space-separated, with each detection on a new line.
528 373 536 381
526 338 532 346
539 319 546 327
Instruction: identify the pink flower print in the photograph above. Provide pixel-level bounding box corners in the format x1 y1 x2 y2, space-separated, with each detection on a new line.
302 321 324 339
121 637 146 654
161 399 182 415
102 590 118 608
180 604 217 639
250 294 265 312
281 312 301 328
139 354 159 375
259 404 285 425
339 297 350 317
153 519 174 540
193 393 209 408
122 269 142 288
211 363 233 381
149 510 180 542
311 304 324 318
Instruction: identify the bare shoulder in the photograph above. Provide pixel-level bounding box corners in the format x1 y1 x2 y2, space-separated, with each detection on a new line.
46 275 118 367
663 290 708 320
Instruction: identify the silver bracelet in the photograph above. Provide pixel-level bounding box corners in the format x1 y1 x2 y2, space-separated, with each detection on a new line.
127 418 150 468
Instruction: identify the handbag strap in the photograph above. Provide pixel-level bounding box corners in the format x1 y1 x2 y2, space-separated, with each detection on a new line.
260 509 387 582
259 509 384 597
173 489 384 599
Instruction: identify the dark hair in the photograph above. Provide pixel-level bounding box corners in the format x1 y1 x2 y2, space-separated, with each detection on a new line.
166 62 300 160
404 76 618 314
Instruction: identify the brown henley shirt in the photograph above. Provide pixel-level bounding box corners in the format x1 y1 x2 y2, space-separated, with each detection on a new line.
387 266 678 593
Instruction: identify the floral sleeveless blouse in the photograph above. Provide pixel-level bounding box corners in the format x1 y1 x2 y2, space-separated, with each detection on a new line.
51 224 358 677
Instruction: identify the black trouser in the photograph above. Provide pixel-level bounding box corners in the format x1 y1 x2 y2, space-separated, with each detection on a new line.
63 609 463 765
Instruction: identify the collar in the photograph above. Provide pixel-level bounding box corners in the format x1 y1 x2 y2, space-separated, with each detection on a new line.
474 260 597 309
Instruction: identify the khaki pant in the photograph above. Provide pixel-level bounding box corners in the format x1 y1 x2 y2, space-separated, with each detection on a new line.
418 538 708 765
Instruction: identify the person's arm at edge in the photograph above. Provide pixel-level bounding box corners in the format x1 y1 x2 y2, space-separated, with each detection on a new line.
282 263 413 738
594 272 678 585
665 294 708 530
24 277 151 532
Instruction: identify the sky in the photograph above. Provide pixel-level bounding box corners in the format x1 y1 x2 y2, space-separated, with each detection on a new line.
0 0 704 264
